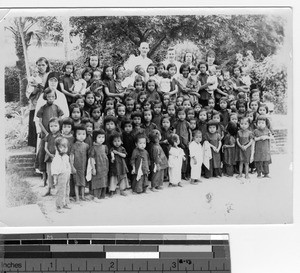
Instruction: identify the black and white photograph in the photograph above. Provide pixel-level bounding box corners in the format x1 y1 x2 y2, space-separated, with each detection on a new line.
1 7 293 226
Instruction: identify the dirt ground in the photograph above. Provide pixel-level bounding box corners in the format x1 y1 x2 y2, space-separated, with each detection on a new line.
17 153 292 226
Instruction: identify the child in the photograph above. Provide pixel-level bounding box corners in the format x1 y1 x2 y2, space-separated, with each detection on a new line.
246 110 256 131
189 117 198 133
131 133 150 193
70 125 89 202
116 104 126 128
204 120 222 178
189 130 204 184
125 97 135 119
207 66 218 98
83 91 95 118
152 101 162 130
229 112 238 125
90 105 103 131
36 88 64 186
186 107 195 121
131 111 145 137
236 117 254 179
257 103 273 133
162 93 171 115
168 134 185 187
167 103 177 125
253 115 272 178
249 100 260 120
102 65 125 102
81 67 93 88
127 76 145 101
51 137 71 212
182 99 192 110
75 97 85 114
219 69 234 96
72 68 87 96
250 89 261 102
137 91 148 106
90 129 109 200
219 98 230 128
208 98 216 110
26 65 43 99
222 121 237 177
146 63 159 83
61 117 75 154
103 116 119 149
60 61 76 104
197 109 208 136
81 118 94 149
121 119 135 185
176 95 184 107
88 70 104 104
141 109 157 138
160 116 173 158
69 103 82 126
212 110 225 139
142 99 152 111
149 130 168 191
194 103 202 119
173 107 191 180
44 117 62 196
145 79 161 102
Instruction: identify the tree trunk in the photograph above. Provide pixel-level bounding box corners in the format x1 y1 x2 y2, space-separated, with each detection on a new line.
61 16 70 61
15 33 28 106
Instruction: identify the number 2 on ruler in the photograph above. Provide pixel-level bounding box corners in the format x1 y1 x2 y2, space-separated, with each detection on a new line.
109 261 115 270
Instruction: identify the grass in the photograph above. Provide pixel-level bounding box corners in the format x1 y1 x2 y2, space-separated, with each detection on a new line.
5 167 38 208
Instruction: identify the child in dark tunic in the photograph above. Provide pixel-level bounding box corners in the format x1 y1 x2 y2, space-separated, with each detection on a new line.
236 117 253 179
204 120 222 178
149 130 168 191
108 132 129 196
70 125 89 203
253 115 272 178
121 119 135 186
131 134 150 194
222 122 237 177
173 106 191 180
90 129 109 200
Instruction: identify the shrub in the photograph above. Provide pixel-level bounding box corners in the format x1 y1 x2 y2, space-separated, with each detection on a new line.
5 102 29 149
5 66 20 102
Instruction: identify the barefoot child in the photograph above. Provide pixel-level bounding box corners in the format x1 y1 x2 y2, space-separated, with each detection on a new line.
168 134 185 187
52 137 71 212
70 125 89 202
253 115 272 178
149 129 168 191
189 130 204 184
90 129 109 201
236 117 253 179
109 132 129 196
131 134 150 194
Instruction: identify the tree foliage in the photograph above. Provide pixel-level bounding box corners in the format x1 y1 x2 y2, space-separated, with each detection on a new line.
70 14 285 66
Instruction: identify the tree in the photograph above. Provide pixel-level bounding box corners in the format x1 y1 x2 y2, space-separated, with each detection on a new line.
5 17 63 106
70 14 285 66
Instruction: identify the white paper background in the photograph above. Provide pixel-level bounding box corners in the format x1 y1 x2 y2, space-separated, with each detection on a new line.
0 1 299 272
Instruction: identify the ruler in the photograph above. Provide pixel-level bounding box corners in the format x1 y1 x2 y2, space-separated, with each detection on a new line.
0 233 231 273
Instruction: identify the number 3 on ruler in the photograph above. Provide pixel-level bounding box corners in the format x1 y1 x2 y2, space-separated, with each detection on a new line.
172 262 176 269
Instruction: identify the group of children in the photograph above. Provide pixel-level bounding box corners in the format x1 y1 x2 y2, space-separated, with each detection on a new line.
32 55 274 212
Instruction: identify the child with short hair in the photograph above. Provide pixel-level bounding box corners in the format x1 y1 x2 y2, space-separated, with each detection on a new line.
116 104 126 128
90 104 103 131
189 117 198 133
167 103 177 125
160 116 173 159
189 130 204 184
149 129 168 191
83 91 95 118
72 68 87 96
168 134 185 187
145 79 161 102
109 131 129 196
59 61 75 104
51 137 71 212
69 103 82 127
219 98 230 128
198 109 208 136
44 117 62 196
125 97 135 119
103 116 120 149
174 106 191 180
137 91 148 106
90 129 109 200
81 117 94 149
141 109 157 138
121 119 135 185
131 111 145 137
131 134 151 193
81 67 93 88
88 70 104 104
236 117 254 179
152 101 163 130
253 115 272 178
70 125 90 202
203 120 222 178
127 76 145 101
162 93 170 115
